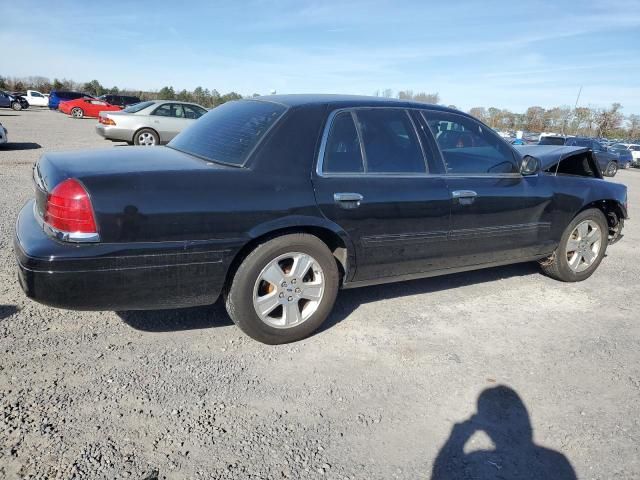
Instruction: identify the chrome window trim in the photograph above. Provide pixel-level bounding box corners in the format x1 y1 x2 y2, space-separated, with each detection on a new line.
317 107 431 177
316 106 523 179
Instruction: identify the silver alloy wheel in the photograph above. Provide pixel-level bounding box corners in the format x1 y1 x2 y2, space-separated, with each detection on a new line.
71 108 83 118
12 102 22 111
566 219 601 273
606 162 618 176
252 252 325 328
138 132 156 146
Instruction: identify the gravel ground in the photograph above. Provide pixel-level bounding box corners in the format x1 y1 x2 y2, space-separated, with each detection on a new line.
1 109 639 479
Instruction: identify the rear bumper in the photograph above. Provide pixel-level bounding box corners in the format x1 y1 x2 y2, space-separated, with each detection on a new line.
95 124 132 142
14 200 228 311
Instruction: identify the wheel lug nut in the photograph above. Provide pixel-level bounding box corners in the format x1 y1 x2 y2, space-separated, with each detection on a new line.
295 288 301 293
279 293 284 298
288 296 293 302
291 279 296 284
281 282 287 287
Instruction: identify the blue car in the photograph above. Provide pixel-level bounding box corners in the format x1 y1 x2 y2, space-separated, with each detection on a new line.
48 90 91 110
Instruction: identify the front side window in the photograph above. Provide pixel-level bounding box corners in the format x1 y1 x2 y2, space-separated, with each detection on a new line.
152 103 184 118
323 112 363 173
423 112 517 174
32 92 44 98
169 100 286 166
355 109 426 173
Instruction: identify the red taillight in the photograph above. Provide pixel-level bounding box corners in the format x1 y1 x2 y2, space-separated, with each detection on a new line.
99 116 116 125
45 179 97 234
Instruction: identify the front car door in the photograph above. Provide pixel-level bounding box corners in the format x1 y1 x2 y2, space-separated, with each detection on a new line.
313 107 451 282
420 110 555 267
0 92 10 108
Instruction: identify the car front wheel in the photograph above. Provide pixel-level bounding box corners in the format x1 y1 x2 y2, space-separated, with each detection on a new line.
71 107 84 119
11 102 22 111
225 233 339 344
540 208 608 282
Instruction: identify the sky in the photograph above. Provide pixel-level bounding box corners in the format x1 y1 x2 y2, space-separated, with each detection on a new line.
2 0 640 114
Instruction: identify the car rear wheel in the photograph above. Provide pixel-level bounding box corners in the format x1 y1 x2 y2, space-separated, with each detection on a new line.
134 128 159 146
11 102 22 111
540 208 608 282
225 233 339 344
71 107 84 119
604 161 618 177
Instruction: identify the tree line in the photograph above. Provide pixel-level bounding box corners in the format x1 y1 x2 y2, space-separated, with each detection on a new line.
376 89 638 139
0 75 248 109
1 76 638 139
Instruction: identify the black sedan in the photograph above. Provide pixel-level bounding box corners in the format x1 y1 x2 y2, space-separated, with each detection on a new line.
0 91 29 110
14 95 628 344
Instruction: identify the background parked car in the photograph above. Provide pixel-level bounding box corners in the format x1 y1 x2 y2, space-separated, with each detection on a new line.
12 90 49 107
59 98 122 118
0 91 29 110
0 122 7 145
48 90 92 110
96 100 208 145
611 143 640 167
97 94 141 108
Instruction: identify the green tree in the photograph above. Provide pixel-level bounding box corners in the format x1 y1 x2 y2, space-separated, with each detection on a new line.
158 86 176 100
82 79 105 96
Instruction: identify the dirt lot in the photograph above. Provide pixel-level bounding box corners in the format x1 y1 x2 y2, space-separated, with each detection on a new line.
1 108 639 479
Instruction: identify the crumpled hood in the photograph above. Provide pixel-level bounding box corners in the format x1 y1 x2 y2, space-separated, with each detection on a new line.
513 145 592 171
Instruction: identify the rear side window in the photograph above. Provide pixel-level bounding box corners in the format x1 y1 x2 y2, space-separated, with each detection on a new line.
423 112 517 174
323 112 363 173
168 100 286 166
356 109 425 173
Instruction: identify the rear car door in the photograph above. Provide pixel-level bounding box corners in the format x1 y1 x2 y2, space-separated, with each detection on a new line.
150 103 185 142
421 110 555 267
312 107 451 282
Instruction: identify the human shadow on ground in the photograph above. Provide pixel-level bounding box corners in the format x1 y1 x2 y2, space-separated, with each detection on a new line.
431 385 577 480
0 305 19 321
117 262 539 334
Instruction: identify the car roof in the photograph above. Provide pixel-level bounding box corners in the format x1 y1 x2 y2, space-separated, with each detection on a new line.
253 93 457 112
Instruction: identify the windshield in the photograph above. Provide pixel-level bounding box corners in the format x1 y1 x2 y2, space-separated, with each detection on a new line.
169 100 287 166
123 101 154 113
566 138 592 147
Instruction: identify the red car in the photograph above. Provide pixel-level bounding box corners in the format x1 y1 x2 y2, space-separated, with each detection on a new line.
59 98 121 118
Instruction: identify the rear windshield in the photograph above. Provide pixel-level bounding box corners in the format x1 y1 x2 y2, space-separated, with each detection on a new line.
168 100 287 166
123 101 154 113
538 136 566 145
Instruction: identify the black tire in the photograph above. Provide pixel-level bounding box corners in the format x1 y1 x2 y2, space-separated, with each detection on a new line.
133 128 159 146
604 161 618 177
11 101 22 111
70 107 84 119
225 233 339 344
540 208 608 282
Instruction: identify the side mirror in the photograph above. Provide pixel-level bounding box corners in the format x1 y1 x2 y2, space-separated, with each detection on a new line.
520 155 540 175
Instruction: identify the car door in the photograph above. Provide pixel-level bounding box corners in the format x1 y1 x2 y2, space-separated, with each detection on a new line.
591 141 617 172
0 92 10 108
421 110 555 267
312 107 451 282
150 103 185 142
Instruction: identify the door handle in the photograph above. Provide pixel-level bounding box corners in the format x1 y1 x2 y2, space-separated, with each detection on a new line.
451 190 477 205
334 192 363 208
